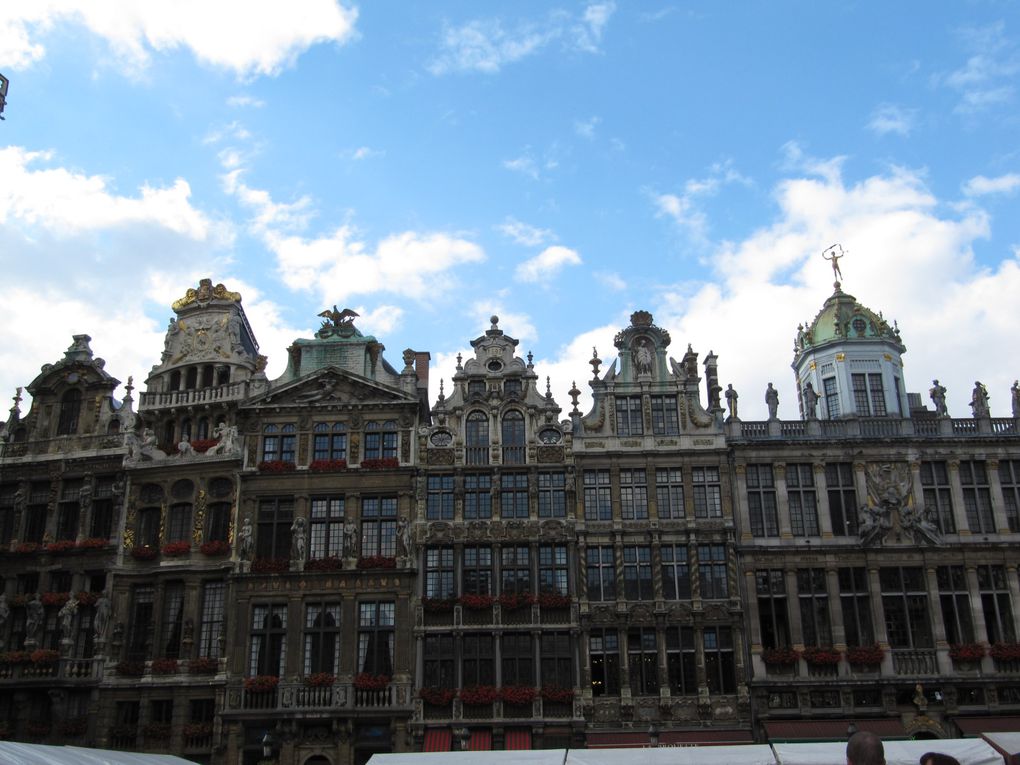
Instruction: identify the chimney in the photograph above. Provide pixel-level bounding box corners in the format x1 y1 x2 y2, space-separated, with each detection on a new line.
414 352 431 387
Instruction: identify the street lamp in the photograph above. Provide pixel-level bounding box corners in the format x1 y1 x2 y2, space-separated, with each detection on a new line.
261 730 279 761
648 722 660 748
847 721 859 740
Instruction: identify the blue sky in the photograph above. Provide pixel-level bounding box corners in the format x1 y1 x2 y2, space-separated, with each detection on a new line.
2 1 1019 420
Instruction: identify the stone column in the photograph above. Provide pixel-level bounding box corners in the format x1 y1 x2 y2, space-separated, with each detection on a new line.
775 464 793 539
867 568 891 673
986 460 1012 534
1006 565 1020 641
814 463 834 538
785 569 804 648
947 461 970 535
926 567 951 675
965 566 989 643
826 569 845 647
734 464 751 542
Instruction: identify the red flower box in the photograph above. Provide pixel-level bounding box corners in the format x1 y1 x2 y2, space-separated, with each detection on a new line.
309 459 348 472
305 556 343 571
130 545 158 561
459 593 495 610
353 673 390 691
304 672 336 687
15 542 39 554
846 644 885 666
188 657 219 674
161 541 191 556
802 647 842 665
9 594 29 607
30 649 59 664
200 540 231 556
257 460 296 473
498 592 535 611
244 675 279 693
500 685 537 706
116 660 145 677
459 685 499 706
77 537 108 549
419 687 456 705
762 647 800 666
0 651 32 664
76 591 100 606
357 555 396 569
143 722 172 738
989 642 1020 661
537 593 571 609
541 685 575 704
949 642 986 661
358 458 400 470
151 658 179 675
422 596 456 612
46 540 77 554
183 722 213 738
41 591 70 606
251 557 289 573
189 438 218 453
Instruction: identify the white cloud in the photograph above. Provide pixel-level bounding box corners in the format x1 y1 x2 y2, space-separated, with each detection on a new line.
867 103 917 136
595 271 627 291
503 153 541 180
574 116 601 140
937 22 1019 114
963 173 1020 196
349 146 385 161
497 217 554 246
1 1 358 78
468 303 537 345
227 95 266 108
428 3 614 75
515 245 582 282
653 159 751 244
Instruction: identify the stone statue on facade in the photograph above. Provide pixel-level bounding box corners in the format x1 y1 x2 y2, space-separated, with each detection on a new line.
207 422 239 455
291 517 307 563
0 594 9 648
765 383 779 420
901 505 943 546
238 516 254 560
1013 380 1020 418
94 594 111 641
633 339 654 375
930 379 948 417
125 428 166 463
397 518 414 560
724 384 738 420
177 435 195 456
802 382 820 420
26 594 44 641
343 520 359 558
970 381 990 418
59 598 78 640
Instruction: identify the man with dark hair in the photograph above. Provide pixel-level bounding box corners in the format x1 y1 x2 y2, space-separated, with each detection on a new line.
920 754 961 765
847 730 885 765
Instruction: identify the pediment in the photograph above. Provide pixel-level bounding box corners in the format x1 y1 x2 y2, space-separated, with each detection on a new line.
245 367 414 409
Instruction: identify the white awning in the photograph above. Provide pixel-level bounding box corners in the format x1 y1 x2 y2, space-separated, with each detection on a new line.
773 738 1003 765
568 745 776 765
0 743 199 765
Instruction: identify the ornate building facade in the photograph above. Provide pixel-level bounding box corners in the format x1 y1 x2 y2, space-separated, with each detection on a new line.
0 275 1018 762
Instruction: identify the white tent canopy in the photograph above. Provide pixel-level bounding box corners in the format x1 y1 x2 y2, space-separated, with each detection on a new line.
773 738 1003 765
368 751 568 765
0 743 198 765
567 745 776 765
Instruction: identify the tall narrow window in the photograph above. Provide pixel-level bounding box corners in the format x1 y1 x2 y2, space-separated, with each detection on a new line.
423 634 455 688
921 461 956 533
978 565 1016 643
661 544 691 600
249 604 287 676
303 602 341 675
655 468 684 519
590 629 620 696
465 411 489 466
666 627 696 695
650 395 679 435
312 422 347 461
756 569 789 649
57 479 82 541
692 466 722 518
615 396 644 436
622 546 653 600
57 389 82 435
797 569 831 647
583 470 612 520
537 472 565 518
127 585 154 660
998 460 1020 532
698 544 729 599
90 476 116 539
960 461 995 533
540 632 573 688
198 581 225 659
261 424 279 462
463 546 492 594
704 627 736 694
826 463 857 535
627 628 658 695
357 602 394 676
823 377 840 419
501 632 534 686
538 544 568 595
937 566 974 645
462 635 494 685
256 498 293 562
880 567 933 649
363 421 397 460
586 546 616 601
500 473 529 519
619 469 648 520
501 410 526 464
361 497 397 557
746 464 778 537
501 545 531 594
426 475 454 520
838 568 874 647
852 373 886 416
425 547 455 598
464 474 492 519
166 503 192 543
786 464 819 536
309 497 344 560
161 582 185 658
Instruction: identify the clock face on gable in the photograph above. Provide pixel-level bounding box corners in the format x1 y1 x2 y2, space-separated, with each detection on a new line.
538 428 561 444
430 430 453 447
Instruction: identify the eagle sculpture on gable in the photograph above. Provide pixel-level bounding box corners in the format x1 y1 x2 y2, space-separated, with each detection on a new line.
318 306 359 327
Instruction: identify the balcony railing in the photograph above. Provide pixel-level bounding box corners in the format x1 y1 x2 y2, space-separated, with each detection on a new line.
421 603 576 629
892 649 937 675
416 696 582 724
139 380 251 410
0 657 103 682
233 681 411 713
731 416 1018 441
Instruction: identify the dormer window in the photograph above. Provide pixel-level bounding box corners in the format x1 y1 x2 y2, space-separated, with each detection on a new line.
501 410 526 465
504 378 522 397
465 411 489 466
468 380 486 398
56 389 81 435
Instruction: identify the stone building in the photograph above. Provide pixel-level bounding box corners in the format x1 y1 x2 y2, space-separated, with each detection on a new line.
1 274 1019 762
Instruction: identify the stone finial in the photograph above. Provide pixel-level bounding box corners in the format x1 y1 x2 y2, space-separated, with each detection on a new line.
456 353 463 371
569 381 581 412
545 376 552 400
527 351 534 368
590 347 601 379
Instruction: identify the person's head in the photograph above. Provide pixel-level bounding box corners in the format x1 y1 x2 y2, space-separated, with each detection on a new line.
920 754 961 765
846 731 885 765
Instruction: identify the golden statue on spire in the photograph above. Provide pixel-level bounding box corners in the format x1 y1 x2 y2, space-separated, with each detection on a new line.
822 243 846 284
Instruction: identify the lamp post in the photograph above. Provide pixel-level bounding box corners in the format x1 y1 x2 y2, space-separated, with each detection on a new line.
648 722 660 748
260 730 279 764
847 721 859 740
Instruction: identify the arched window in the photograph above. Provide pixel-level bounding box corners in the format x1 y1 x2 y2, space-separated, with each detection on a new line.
501 410 526 464
465 411 489 466
363 421 397 461
216 367 230 386
197 417 210 440
201 365 214 387
56 389 82 435
185 367 198 390
181 419 192 441
169 370 181 391
313 422 347 461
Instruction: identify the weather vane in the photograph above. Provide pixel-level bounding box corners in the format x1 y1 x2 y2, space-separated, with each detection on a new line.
822 243 846 285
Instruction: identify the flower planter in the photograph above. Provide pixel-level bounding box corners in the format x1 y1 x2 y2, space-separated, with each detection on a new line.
459 593 495 610
422 597 456 613
188 657 219 674
359 458 400 470
846 644 885 668
498 593 536 611
161 541 191 557
30 649 60 665
116 660 145 677
46 540 77 554
151 658 179 675
77 538 108 550
251 557 289 573
353 673 390 691
130 546 158 561
40 592 70 606
244 675 279 693
309 459 348 472
357 555 396 569
305 556 343 571
257 460 297 473
200 540 230 556
419 687 456 706
949 643 986 662
459 685 499 706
